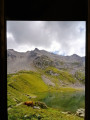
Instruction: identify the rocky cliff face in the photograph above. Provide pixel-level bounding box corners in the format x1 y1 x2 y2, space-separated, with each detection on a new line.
7 48 85 76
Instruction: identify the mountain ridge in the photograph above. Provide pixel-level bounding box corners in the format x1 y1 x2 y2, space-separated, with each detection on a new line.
7 48 85 75
7 48 85 57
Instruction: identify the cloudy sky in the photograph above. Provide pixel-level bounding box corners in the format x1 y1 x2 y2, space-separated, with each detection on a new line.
7 21 86 57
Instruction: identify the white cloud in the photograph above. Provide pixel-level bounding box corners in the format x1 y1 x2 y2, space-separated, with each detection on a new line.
49 41 61 52
7 21 86 56
7 32 15 41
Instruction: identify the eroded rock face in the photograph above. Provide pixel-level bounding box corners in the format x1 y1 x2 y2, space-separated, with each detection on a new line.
33 55 54 69
76 108 85 118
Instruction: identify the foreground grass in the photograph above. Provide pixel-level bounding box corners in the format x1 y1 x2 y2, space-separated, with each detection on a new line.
8 104 83 120
7 69 85 120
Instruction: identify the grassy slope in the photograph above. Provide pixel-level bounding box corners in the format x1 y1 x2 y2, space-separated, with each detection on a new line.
44 67 76 83
7 67 84 120
8 105 83 120
7 71 48 107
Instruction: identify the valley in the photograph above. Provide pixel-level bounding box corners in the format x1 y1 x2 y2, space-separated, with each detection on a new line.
7 48 85 120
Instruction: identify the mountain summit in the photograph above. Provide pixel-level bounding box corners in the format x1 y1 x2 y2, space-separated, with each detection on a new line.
34 48 39 51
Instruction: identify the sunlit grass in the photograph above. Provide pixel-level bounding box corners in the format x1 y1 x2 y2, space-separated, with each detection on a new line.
7 69 85 120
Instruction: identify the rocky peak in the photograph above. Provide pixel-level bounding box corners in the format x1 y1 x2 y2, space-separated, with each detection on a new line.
70 54 82 62
7 49 15 55
34 48 39 51
71 54 80 58
8 49 15 52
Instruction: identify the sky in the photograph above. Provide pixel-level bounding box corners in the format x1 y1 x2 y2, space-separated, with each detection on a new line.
7 21 86 57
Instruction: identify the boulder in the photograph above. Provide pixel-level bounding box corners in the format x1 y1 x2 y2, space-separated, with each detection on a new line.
35 101 48 109
76 108 85 118
33 106 40 109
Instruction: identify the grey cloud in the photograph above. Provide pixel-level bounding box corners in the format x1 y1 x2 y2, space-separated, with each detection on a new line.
44 21 85 52
7 21 86 56
7 21 52 48
44 21 85 41
7 37 18 50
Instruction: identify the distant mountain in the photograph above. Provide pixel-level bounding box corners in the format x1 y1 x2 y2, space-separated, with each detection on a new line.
7 48 85 76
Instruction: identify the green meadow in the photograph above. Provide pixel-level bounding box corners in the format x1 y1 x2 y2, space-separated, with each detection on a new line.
7 67 85 120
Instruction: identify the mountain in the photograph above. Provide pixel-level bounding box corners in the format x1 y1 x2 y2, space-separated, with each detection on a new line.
7 48 85 74
7 48 85 120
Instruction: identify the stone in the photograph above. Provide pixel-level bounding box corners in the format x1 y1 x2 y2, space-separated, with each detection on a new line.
76 108 85 118
61 112 68 114
67 111 72 114
24 115 28 118
33 106 40 109
35 101 48 109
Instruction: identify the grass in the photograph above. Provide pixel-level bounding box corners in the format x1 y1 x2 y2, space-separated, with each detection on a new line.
7 68 85 120
8 104 84 120
75 71 85 84
7 71 48 108
44 67 76 84
8 72 48 93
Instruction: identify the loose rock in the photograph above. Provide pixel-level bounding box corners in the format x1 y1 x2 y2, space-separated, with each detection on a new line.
35 101 48 109
76 108 85 118
33 106 40 109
